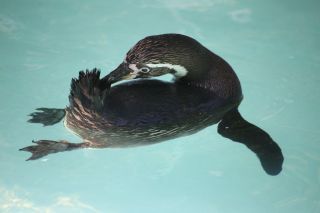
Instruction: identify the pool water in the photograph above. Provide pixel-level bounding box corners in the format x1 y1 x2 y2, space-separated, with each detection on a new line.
1 0 319 212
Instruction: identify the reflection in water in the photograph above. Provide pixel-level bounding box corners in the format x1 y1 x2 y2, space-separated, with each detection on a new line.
21 69 283 175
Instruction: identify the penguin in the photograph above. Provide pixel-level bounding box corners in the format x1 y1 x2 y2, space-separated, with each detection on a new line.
22 34 283 175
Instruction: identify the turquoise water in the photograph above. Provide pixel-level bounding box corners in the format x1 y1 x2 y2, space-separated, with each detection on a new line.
1 0 319 212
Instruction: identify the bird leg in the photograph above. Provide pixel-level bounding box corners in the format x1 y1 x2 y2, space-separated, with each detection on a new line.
19 140 94 161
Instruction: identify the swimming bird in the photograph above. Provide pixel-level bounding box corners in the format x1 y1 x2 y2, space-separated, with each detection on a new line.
21 34 283 175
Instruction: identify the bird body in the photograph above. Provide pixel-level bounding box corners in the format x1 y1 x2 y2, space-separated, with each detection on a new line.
64 70 241 148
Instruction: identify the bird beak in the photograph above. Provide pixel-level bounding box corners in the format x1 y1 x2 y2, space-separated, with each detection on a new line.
99 63 135 89
107 63 133 84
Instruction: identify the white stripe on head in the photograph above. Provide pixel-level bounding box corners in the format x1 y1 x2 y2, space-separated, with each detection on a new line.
128 64 139 73
145 63 188 77
124 64 139 79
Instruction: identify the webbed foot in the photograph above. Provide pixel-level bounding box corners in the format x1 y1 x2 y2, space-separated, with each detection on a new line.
20 140 70 160
20 140 91 160
28 108 65 126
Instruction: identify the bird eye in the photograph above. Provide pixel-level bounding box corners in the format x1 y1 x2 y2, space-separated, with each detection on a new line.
140 67 150 73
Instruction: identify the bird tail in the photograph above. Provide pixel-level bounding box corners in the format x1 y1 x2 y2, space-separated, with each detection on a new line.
69 68 108 112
